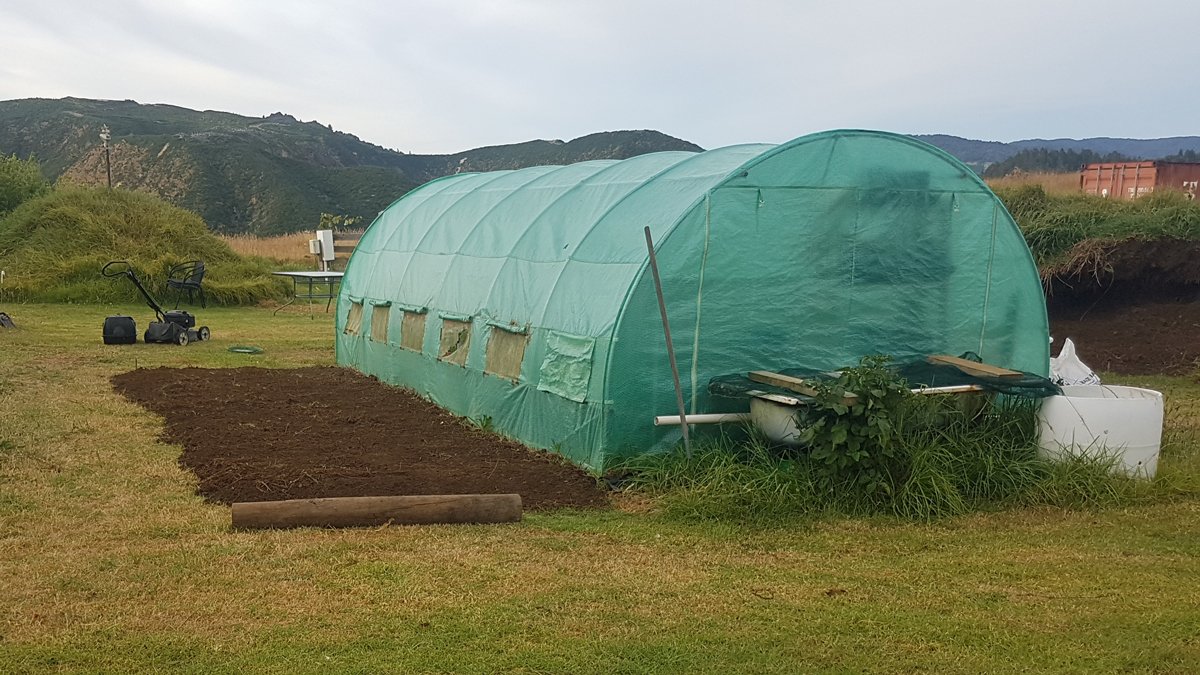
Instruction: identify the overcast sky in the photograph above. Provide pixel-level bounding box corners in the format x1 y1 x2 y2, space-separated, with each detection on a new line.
2 0 1197 154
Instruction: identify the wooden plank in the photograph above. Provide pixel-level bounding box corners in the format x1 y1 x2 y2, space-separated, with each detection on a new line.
748 371 858 406
748 370 819 396
231 494 522 530
332 244 359 254
926 354 1023 379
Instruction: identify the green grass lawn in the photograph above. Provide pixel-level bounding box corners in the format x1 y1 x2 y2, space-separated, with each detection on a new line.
1 303 1198 673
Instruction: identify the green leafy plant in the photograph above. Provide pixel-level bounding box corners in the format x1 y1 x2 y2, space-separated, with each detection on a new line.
319 212 362 230
793 355 913 501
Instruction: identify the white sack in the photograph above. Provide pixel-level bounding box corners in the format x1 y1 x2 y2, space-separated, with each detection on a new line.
1049 337 1101 386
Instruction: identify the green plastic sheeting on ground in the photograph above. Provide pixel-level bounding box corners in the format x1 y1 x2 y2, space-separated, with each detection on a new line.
336 130 1049 472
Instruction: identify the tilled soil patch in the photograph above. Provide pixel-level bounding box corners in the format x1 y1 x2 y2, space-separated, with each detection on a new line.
112 366 608 510
1049 300 1200 375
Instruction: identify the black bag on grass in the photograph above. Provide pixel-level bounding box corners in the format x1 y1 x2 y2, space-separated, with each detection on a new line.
103 315 137 344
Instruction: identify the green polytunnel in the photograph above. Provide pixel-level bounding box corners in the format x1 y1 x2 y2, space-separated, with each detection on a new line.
336 129 1049 472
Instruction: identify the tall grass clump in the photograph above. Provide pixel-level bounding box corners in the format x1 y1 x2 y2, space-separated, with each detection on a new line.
624 436 830 525
221 232 314 263
0 187 290 305
995 184 1200 266
625 358 1172 525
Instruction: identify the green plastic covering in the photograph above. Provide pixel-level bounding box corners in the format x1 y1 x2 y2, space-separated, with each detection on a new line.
336 130 1049 472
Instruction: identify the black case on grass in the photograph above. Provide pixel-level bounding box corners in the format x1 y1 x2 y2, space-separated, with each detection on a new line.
103 316 137 344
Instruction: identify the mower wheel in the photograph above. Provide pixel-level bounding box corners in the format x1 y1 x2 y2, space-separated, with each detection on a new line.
198 326 211 341
176 331 190 346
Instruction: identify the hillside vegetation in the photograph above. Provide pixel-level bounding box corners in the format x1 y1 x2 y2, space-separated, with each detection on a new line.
916 133 1200 170
0 98 700 235
983 148 1129 178
0 187 288 304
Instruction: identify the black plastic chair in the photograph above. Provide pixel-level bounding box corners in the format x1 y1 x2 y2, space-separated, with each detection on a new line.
167 260 206 308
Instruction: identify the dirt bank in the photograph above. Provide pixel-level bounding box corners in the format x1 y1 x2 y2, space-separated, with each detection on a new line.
1044 236 1200 375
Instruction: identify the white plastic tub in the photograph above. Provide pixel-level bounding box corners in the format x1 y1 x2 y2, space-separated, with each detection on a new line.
1037 385 1164 479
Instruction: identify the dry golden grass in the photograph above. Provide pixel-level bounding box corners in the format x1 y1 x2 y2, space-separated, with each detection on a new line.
1039 236 1115 283
2 304 1199 671
221 232 313 262
987 171 1081 195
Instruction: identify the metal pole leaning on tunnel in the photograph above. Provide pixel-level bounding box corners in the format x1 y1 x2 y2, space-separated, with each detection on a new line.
644 226 691 458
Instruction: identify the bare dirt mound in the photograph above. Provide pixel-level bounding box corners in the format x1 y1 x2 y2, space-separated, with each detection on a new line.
1045 237 1200 375
1042 236 1200 293
111 366 608 510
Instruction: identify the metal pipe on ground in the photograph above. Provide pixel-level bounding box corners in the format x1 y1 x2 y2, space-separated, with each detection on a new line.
653 413 752 426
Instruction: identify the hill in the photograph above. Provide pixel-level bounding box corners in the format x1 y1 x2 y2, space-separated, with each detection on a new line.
9 97 1200 233
0 98 701 235
915 134 1200 172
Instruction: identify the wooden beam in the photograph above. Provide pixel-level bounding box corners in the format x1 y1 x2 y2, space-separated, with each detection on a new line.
748 371 859 406
231 494 522 530
926 354 1023 379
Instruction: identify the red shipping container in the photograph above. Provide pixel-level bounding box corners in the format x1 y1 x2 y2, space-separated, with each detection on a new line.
1080 161 1200 199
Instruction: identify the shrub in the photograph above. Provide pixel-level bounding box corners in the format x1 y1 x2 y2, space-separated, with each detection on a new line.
0 154 49 214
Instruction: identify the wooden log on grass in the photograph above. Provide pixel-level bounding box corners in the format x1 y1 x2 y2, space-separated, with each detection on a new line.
231 494 522 530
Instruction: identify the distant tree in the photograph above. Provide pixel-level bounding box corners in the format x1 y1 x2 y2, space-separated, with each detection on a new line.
1161 149 1200 162
983 148 1132 178
0 154 49 214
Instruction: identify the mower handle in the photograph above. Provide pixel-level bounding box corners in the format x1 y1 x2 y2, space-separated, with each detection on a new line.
101 260 166 320
101 261 131 278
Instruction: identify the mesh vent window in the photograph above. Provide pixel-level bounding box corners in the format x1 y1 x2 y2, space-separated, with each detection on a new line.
438 319 472 366
485 327 529 381
369 304 389 343
401 311 426 351
344 300 364 336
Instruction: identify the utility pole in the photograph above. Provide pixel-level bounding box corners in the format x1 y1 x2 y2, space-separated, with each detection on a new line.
99 124 112 188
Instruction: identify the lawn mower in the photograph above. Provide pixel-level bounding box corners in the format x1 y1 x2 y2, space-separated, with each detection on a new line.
102 261 210 346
